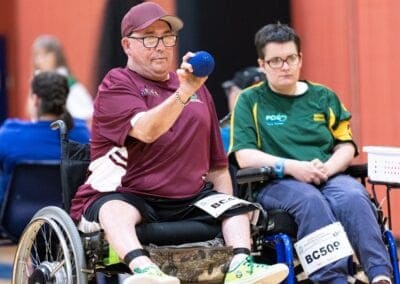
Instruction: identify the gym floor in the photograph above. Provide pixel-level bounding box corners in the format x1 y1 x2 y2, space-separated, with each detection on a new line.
0 239 14 284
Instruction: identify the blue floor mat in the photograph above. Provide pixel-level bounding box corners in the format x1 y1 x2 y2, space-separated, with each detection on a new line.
0 263 12 279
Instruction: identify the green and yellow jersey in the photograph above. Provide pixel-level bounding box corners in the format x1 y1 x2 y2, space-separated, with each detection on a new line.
229 80 357 162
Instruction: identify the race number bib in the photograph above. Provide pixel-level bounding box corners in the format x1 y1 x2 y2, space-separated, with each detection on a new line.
294 222 353 276
194 193 252 218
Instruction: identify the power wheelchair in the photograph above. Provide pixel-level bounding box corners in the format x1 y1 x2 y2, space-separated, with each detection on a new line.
11 119 400 283
233 160 400 284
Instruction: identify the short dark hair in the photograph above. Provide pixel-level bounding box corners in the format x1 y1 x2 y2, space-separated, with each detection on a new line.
31 71 74 130
254 23 301 59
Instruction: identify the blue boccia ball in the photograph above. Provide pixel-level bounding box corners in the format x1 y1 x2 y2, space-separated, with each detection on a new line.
188 51 215 77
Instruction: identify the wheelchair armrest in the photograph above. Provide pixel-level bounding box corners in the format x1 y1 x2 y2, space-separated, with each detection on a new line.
344 163 367 179
236 164 367 185
236 166 275 185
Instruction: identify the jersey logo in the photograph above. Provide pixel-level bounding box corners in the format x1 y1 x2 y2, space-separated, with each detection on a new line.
265 113 287 126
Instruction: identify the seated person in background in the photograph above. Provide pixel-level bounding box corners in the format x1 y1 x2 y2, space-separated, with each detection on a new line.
69 2 288 284
0 72 90 207
220 66 265 152
32 35 94 125
230 22 393 284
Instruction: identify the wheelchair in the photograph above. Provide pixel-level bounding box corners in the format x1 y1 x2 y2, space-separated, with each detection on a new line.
11 120 243 284
11 119 400 284
234 162 400 284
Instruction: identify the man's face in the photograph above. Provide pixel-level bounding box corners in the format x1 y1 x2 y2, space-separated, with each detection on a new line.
258 41 302 93
122 20 175 81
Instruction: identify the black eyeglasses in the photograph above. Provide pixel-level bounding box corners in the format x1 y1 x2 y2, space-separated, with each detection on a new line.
265 54 301 69
127 35 178 48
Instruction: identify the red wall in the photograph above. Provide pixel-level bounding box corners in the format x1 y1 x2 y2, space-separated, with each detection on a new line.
292 0 400 236
0 0 106 119
0 0 177 119
0 1 17 117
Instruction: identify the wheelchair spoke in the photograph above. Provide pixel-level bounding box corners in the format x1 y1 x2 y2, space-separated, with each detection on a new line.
49 259 66 278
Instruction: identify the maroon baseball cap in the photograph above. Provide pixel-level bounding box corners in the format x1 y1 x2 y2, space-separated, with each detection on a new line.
121 2 184 37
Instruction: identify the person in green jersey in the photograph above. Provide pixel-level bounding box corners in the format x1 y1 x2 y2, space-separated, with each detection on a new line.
229 23 392 284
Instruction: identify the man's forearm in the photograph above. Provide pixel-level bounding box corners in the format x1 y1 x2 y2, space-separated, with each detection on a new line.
206 167 233 195
128 91 188 143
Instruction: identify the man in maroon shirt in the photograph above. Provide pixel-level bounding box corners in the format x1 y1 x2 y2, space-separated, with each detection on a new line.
70 2 288 283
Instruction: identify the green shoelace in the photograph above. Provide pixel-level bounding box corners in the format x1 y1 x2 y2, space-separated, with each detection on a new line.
133 265 163 276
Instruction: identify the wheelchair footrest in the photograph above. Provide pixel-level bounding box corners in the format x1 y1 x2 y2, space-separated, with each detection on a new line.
147 241 233 284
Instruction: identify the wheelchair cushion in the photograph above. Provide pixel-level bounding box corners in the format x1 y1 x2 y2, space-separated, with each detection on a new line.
136 220 222 246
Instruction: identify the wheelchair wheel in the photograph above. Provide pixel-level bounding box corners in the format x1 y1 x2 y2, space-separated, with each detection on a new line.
12 206 87 284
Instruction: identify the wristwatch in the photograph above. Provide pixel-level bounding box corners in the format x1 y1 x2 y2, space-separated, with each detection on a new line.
273 159 286 178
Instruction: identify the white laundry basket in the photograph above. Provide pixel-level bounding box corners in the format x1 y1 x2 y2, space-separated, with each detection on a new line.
363 146 400 183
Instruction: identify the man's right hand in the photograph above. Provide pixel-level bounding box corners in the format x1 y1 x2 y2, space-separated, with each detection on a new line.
176 52 208 102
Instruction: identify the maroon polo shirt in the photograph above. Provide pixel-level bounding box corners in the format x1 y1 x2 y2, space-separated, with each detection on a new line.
70 67 227 222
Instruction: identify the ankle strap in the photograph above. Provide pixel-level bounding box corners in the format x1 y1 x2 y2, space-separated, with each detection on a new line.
123 248 149 265
233 247 251 255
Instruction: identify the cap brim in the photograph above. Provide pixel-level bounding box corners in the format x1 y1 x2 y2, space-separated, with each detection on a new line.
161 15 184 32
125 15 183 37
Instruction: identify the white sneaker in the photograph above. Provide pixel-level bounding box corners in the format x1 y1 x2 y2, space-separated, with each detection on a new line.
224 256 289 284
123 264 180 284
